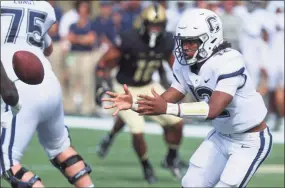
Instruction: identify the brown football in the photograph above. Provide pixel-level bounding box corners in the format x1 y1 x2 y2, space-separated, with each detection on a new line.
12 50 44 85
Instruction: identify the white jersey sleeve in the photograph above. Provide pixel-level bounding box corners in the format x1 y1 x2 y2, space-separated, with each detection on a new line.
170 60 188 95
39 1 56 36
213 50 246 96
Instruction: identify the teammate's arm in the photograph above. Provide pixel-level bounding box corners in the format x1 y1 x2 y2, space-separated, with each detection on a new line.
0 61 19 107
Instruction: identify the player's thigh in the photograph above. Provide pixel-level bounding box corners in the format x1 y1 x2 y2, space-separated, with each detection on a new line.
37 80 70 159
113 81 149 133
118 110 145 134
1 99 40 175
219 128 273 187
182 130 227 188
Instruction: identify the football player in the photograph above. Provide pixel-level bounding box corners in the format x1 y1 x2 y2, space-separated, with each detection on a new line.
103 9 273 187
95 3 185 183
0 1 94 187
264 2 284 131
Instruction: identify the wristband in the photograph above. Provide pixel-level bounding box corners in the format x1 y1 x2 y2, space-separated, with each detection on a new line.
131 102 138 111
166 103 179 116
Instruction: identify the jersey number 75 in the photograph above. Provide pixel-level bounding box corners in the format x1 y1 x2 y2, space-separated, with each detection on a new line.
1 7 47 48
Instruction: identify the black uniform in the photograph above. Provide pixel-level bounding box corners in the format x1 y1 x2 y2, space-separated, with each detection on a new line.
115 29 174 86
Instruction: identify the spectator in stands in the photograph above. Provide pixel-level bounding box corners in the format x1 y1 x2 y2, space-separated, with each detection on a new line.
58 1 80 52
66 0 97 116
220 0 243 51
111 7 125 42
92 1 114 45
206 1 224 15
233 1 249 20
195 0 208 9
119 1 142 30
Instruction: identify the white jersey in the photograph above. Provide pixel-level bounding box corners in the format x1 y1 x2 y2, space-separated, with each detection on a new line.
171 48 267 134
1 0 56 81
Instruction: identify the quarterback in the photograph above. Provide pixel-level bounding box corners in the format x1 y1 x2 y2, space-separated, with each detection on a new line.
103 9 273 187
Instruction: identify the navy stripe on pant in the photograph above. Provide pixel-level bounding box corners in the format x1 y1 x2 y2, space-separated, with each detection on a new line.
8 116 17 167
239 129 273 188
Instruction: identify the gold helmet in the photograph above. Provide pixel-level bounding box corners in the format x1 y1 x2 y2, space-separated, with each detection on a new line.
137 3 167 48
141 3 167 24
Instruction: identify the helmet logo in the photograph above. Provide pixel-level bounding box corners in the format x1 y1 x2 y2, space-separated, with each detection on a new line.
206 16 220 33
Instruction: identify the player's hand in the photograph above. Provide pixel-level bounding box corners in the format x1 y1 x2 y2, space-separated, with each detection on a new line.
102 84 133 116
137 88 167 116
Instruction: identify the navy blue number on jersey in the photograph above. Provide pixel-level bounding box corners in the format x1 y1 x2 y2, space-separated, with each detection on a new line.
27 9 47 47
1 7 47 47
189 85 230 118
1 8 24 43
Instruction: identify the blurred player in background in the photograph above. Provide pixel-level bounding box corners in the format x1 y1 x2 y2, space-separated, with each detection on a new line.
103 8 273 187
95 3 185 183
0 1 94 187
265 1 284 131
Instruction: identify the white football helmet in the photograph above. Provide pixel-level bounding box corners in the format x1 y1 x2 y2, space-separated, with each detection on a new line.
174 8 224 66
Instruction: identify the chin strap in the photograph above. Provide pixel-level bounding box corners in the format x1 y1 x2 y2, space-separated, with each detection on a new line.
149 33 158 48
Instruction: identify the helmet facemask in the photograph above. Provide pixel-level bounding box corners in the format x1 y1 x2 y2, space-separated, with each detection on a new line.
174 33 210 66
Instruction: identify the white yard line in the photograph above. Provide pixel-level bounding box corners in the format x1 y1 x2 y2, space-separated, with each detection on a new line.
257 164 284 174
64 116 284 144
26 164 284 174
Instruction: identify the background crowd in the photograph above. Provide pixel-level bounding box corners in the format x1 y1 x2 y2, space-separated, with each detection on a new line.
46 0 284 132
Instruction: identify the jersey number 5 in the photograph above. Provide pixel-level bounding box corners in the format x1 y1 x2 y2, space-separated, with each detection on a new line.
189 85 230 118
1 7 47 48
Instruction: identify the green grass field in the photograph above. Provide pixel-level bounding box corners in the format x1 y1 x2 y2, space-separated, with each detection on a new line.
1 129 284 187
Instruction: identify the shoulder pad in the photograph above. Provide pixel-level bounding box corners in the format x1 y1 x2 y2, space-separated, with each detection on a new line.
210 49 245 82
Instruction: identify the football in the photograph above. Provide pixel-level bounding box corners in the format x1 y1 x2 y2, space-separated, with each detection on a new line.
12 50 44 85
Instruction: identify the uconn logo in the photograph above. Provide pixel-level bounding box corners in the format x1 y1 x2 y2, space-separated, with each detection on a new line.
206 16 220 33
